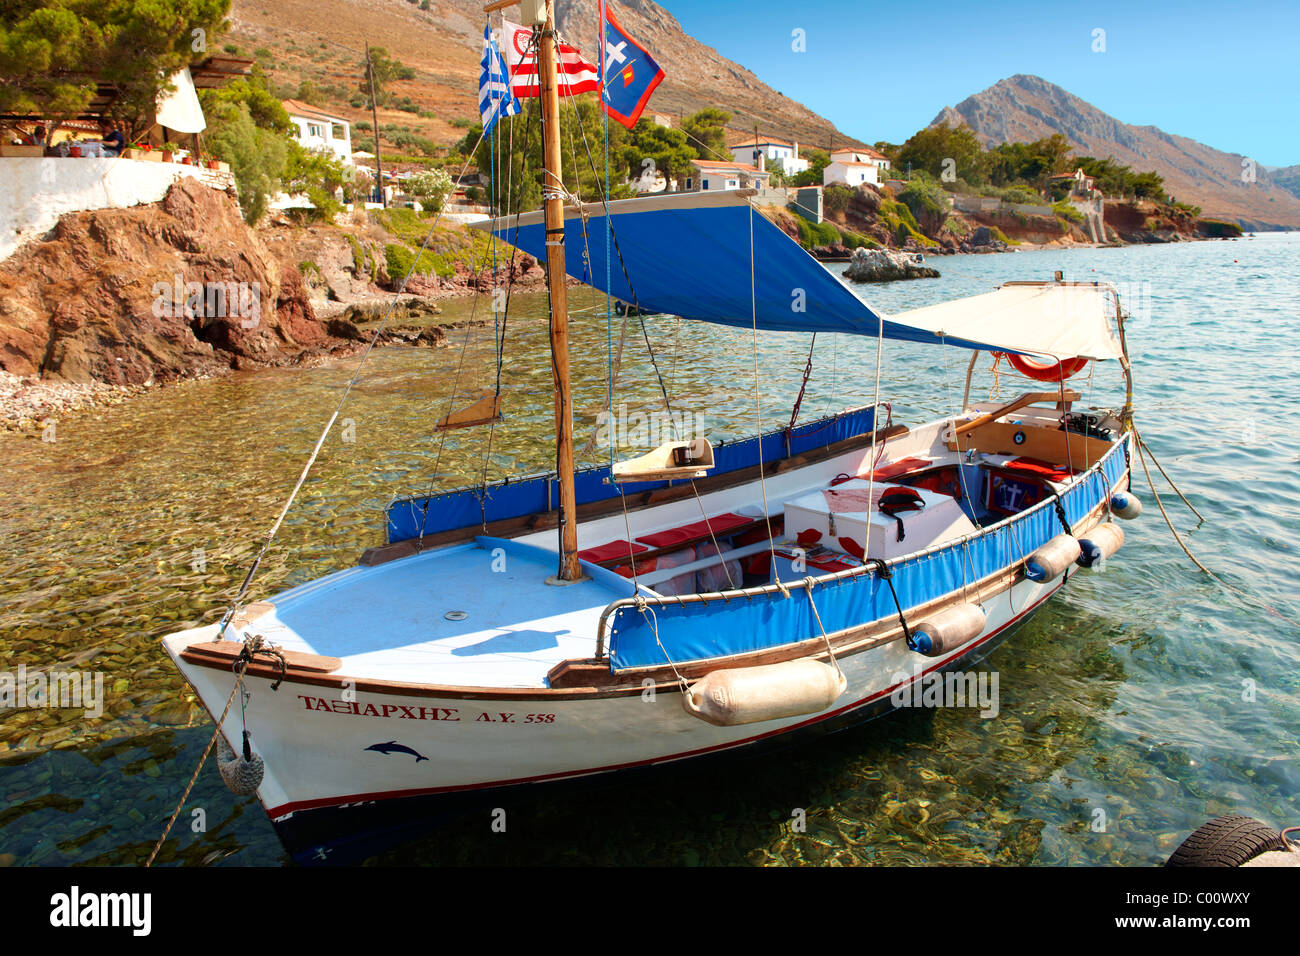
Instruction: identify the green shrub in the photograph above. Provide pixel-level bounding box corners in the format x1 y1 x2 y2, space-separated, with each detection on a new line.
205 102 287 225
385 243 415 280
1197 218 1243 238
384 242 453 280
823 183 854 214
346 235 368 277
809 221 841 246
793 215 814 247
897 178 949 231
1052 200 1083 223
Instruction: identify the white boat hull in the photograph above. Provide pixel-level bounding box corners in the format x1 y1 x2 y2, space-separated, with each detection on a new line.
164 571 1060 862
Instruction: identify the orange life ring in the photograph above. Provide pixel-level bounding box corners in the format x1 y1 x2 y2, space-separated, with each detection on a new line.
997 351 1089 382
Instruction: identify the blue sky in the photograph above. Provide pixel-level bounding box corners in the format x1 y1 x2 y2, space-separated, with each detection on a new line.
668 0 1298 167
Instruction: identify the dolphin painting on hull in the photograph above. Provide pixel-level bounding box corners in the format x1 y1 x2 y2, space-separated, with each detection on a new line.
365 741 429 762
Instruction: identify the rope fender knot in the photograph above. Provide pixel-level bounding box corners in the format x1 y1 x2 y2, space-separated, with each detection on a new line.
217 730 264 796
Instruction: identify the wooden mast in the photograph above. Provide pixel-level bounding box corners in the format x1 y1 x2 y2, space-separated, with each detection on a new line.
491 0 582 581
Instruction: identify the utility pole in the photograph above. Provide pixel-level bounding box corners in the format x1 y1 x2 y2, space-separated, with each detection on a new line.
366 42 385 207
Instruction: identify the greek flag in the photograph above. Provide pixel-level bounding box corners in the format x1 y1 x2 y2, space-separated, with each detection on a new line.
479 24 521 136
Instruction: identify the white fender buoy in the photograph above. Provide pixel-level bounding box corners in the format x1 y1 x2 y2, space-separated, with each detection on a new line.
1078 522 1125 568
683 658 847 726
1110 491 1142 519
912 602 986 657
1025 533 1082 582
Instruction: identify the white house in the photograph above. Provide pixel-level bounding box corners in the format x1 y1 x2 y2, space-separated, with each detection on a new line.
728 136 809 176
687 159 771 192
282 99 353 166
830 146 890 175
823 159 879 188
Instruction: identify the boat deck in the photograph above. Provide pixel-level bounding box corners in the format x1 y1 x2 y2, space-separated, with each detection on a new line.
253 537 634 688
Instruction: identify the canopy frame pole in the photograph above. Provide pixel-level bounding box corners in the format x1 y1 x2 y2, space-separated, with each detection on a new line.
961 350 979 412
1114 293 1135 430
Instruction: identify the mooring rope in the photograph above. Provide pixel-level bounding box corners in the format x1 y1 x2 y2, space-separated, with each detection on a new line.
1133 433 1298 628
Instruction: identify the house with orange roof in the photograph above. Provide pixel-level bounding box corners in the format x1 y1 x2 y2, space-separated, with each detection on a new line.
282 99 353 166
829 146 890 170
687 158 771 192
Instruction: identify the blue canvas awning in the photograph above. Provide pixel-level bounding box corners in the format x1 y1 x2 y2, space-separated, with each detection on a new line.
470 190 995 349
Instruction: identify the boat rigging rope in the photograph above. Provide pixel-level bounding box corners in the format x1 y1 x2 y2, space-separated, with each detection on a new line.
940 332 979 604
416 68 539 545
633 597 691 696
786 333 817 435
861 285 887 565
747 203 782 584
1131 431 1297 628
1131 425 1205 523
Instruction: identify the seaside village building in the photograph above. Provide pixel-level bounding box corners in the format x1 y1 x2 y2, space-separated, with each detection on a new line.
1048 167 1102 200
273 99 355 210
823 146 891 188
727 136 810 177
686 158 771 192
281 100 354 167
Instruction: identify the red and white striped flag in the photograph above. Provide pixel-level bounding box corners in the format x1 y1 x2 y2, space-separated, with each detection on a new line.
502 19 599 98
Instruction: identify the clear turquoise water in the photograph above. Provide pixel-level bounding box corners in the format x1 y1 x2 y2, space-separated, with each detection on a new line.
1 233 1296 866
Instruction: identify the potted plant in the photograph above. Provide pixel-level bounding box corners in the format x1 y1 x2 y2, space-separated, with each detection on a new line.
161 142 178 163
205 154 221 170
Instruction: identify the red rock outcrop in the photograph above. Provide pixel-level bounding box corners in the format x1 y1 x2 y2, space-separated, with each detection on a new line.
0 178 345 384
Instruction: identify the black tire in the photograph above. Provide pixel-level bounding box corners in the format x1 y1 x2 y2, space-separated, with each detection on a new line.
1166 815 1283 867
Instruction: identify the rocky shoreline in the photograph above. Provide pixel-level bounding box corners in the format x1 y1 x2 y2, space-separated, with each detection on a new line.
0 180 519 434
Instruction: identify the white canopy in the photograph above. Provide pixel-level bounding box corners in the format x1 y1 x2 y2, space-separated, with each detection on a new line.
155 67 206 134
886 282 1124 361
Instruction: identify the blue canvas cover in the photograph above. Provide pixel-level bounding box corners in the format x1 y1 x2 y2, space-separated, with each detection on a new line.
472 191 999 349
605 435 1130 670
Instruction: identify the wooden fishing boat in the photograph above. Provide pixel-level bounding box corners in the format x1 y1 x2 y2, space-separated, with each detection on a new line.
162 0 1143 864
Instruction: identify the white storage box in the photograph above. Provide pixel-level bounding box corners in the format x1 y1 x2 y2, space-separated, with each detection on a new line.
782 479 976 561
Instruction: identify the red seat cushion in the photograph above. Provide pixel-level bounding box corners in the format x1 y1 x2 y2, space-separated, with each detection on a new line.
579 539 648 564
1004 457 1076 482
611 558 656 578
864 456 932 481
635 512 752 549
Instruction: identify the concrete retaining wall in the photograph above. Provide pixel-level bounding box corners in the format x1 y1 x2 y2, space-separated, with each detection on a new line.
1 157 236 262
